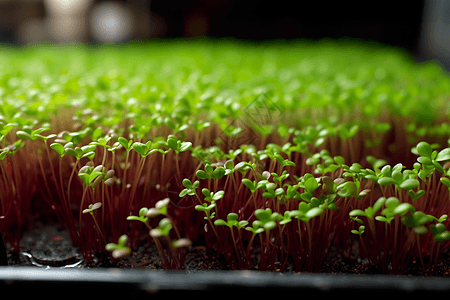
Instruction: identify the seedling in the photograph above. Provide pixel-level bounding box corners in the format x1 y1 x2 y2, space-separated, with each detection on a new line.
149 217 191 269
127 197 189 269
82 202 106 245
106 235 131 259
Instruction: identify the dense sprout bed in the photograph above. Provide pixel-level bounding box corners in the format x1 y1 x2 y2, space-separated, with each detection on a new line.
2 39 450 275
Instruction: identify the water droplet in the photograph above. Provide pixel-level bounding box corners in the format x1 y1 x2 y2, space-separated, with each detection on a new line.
204 223 208 232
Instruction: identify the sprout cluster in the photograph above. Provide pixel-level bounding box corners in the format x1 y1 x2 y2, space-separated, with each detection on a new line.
2 40 450 275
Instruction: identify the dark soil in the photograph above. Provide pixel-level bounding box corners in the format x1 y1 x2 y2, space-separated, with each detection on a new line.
5 218 450 277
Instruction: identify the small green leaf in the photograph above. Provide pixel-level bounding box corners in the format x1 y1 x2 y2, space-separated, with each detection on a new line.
430 223 446 235
167 135 179 151
16 130 32 140
214 219 228 226
391 170 403 183
375 216 394 223
50 143 65 157
196 170 209 180
64 142 74 149
304 177 319 192
211 167 225 179
416 141 432 158
378 177 397 186
334 156 345 166
373 197 386 213
227 213 239 222
385 197 400 209
132 142 150 156
300 191 312 201
118 137 133 151
202 188 211 198
263 221 277 230
82 145 97 153
364 174 379 182
78 173 90 186
212 191 224 201
413 226 428 235
182 178 192 189
262 192 274 198
306 207 324 219
380 165 392 177
81 151 95 160
336 181 357 197
205 164 213 175
179 141 192 152
195 204 207 212
0 151 8 161
275 187 285 197
436 148 450 162
88 171 104 183
349 209 367 217
351 225 365 235
435 231 450 242
393 203 415 216
399 179 420 190
441 177 450 189
179 189 188 197
433 160 444 173
242 179 256 193
418 156 433 165
408 189 425 199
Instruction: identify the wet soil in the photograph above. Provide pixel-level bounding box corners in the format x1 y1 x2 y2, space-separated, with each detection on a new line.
5 219 450 277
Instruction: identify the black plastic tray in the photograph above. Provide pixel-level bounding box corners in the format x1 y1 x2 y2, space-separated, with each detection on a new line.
1 267 450 298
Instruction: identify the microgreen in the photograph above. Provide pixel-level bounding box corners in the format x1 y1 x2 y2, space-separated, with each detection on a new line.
179 178 200 197
78 164 106 189
166 135 192 153
350 196 386 220
4 41 450 274
106 235 131 259
351 225 365 235
214 212 248 268
132 140 153 157
126 207 150 224
430 222 450 242
127 198 188 269
82 202 106 245
196 163 226 180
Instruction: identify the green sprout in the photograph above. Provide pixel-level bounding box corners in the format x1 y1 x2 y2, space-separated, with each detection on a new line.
179 178 200 197
82 202 106 245
149 218 192 269
196 163 226 180
106 235 131 259
214 212 248 268
127 198 188 269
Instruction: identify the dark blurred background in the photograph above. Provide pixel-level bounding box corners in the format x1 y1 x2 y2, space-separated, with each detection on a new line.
1 0 450 66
